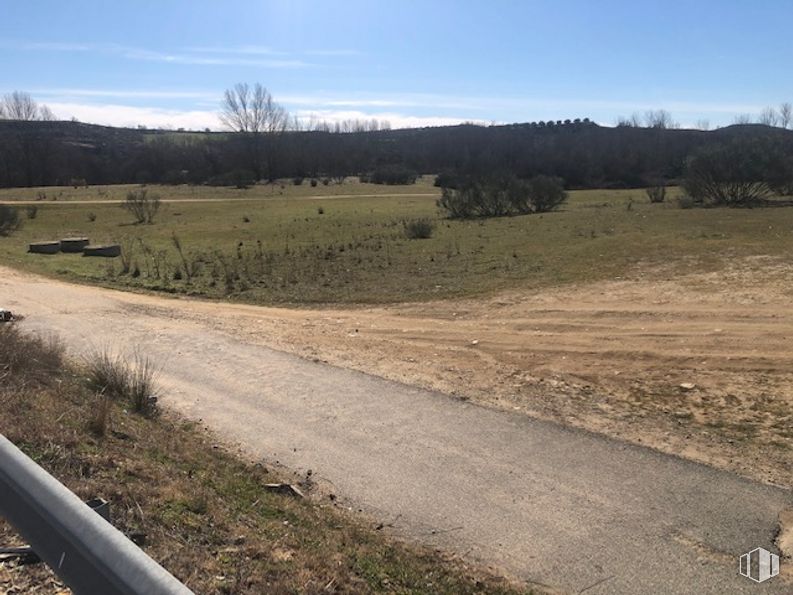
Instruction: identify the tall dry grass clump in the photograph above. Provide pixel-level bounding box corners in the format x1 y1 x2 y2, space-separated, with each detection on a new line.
0 324 63 389
84 347 160 416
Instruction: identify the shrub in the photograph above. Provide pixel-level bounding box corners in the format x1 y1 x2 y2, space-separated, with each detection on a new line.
525 175 568 213
683 138 793 206
123 189 161 224
403 218 435 239
0 325 63 388
87 211 97 222
25 205 38 219
365 165 419 185
646 185 666 203
677 195 697 209
317 206 325 215
321 178 330 186
310 178 318 187
437 174 567 219
434 171 462 189
0 205 21 236
206 169 256 189
437 186 478 219
293 177 304 186
162 169 188 185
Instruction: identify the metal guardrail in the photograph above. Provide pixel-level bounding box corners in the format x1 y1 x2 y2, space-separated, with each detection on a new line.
0 433 193 594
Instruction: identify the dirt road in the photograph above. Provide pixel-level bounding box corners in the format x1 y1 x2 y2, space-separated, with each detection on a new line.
0 193 437 205
186 256 793 489
1 265 792 593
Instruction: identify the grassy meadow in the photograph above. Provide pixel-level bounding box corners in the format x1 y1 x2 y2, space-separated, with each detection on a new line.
0 176 438 203
2 179 793 304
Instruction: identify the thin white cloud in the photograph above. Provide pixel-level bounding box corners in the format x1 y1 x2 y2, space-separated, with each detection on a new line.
281 93 771 119
120 47 311 68
32 82 764 118
182 45 284 55
45 100 485 131
0 40 94 52
281 95 418 108
294 109 487 129
303 49 360 56
33 88 219 101
10 78 774 130
565 98 768 116
3 39 347 69
184 45 358 57
281 93 482 110
47 102 220 130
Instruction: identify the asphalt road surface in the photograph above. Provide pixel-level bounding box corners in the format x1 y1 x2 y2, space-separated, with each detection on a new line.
1 267 790 594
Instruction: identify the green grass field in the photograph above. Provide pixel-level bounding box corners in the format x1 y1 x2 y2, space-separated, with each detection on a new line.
2 180 792 305
0 176 438 203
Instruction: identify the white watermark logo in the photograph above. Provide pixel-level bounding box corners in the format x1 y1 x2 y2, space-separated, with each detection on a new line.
739 547 779 583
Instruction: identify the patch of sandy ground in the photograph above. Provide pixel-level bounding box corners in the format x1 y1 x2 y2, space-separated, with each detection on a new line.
2 255 792 583
131 255 793 494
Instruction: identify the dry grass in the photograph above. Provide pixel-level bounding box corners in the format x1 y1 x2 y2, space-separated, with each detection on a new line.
88 392 112 437
3 181 793 305
84 348 159 415
0 327 530 594
0 324 63 388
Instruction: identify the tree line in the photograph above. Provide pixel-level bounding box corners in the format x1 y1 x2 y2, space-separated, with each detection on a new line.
1 88 793 192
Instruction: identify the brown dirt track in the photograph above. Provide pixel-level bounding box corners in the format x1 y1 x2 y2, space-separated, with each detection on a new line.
2 257 793 592
2 255 792 490
167 255 793 489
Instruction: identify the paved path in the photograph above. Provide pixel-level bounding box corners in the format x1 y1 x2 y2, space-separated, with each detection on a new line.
1 267 790 594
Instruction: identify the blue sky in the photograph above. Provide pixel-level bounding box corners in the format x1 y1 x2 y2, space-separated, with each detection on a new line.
2 0 793 130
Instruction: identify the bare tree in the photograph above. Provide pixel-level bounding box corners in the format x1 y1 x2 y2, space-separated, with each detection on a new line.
2 91 39 120
219 83 288 134
0 91 56 121
616 113 642 127
696 119 711 131
219 83 289 180
38 105 56 121
644 109 676 129
733 113 753 125
289 114 304 132
779 103 793 129
759 106 779 127
0 92 58 186
123 189 160 224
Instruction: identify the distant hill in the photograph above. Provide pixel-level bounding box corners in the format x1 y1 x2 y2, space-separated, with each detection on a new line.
1 119 791 189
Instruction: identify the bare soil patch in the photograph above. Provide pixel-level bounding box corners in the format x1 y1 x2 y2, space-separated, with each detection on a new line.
150 255 793 488
2 254 791 488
